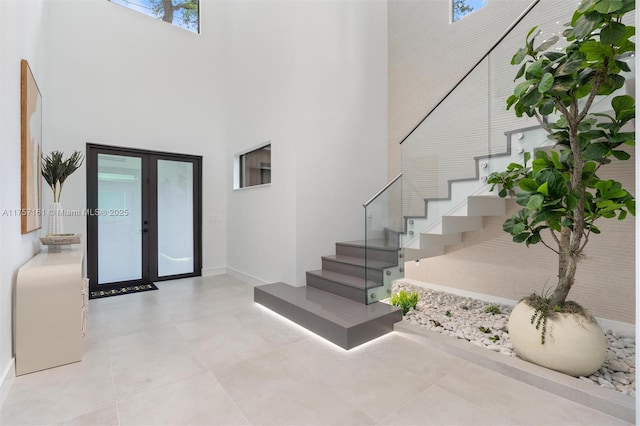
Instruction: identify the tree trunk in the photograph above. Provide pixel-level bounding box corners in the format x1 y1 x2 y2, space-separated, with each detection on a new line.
161 0 174 23
550 110 585 307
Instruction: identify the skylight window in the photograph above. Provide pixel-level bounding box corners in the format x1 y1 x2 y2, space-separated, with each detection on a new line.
109 0 199 33
452 0 487 22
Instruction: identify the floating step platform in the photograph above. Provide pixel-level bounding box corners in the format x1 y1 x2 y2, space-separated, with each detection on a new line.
254 282 402 350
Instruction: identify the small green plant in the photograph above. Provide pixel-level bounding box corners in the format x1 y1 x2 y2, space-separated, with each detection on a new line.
445 310 452 317
525 292 591 344
390 290 419 315
479 326 492 334
42 150 84 202
489 335 501 343
484 304 501 315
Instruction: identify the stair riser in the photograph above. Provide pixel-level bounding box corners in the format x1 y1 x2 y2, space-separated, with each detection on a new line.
466 197 506 216
306 273 367 304
321 259 383 283
335 244 398 264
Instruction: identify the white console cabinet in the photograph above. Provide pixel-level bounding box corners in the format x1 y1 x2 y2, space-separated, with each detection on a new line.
15 248 86 375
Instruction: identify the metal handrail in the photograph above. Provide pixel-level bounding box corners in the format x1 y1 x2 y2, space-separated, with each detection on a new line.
363 173 402 207
399 0 541 144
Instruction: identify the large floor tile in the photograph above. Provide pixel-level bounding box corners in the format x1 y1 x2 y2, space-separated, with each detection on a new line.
56 405 119 426
358 333 465 381
378 384 510 425
215 351 375 425
188 326 273 373
118 373 249 425
436 361 630 425
108 325 206 401
0 342 115 425
231 304 310 347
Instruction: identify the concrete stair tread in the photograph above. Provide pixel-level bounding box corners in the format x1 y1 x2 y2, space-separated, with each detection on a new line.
322 254 396 270
338 240 400 252
307 269 383 290
254 283 402 349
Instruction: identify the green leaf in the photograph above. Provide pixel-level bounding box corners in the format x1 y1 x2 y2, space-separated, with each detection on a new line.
597 74 625 95
583 142 610 160
580 40 611 61
601 21 626 44
615 59 631 72
521 87 543 107
516 192 531 207
550 150 563 169
514 62 527 80
514 80 533 97
574 82 593 99
539 99 555 115
573 12 599 38
537 181 549 196
535 35 559 52
612 95 634 119
611 150 631 160
594 0 624 14
519 178 539 192
555 60 583 77
526 58 544 79
527 194 544 210
512 223 526 235
526 232 542 246
512 48 527 65
576 0 597 13
513 233 529 243
538 73 554 93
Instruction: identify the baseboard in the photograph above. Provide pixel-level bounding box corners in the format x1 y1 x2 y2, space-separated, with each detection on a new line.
201 267 226 277
0 358 15 410
398 278 635 337
226 267 270 287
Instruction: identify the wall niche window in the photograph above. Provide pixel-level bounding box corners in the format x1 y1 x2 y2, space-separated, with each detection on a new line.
452 0 486 22
236 144 271 189
108 0 200 33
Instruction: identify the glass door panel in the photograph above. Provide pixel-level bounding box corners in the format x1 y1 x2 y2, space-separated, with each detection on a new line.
97 154 143 284
157 159 194 277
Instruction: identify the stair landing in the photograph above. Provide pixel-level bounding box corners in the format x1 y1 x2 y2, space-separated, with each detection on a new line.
254 282 402 350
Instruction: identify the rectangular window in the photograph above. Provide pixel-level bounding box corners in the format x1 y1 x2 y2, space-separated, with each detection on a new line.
452 0 486 22
108 0 200 33
237 144 271 189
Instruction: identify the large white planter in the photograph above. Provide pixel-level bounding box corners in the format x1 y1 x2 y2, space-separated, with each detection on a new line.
508 301 606 377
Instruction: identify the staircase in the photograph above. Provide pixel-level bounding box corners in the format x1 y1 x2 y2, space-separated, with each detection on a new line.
253 7 635 350
255 236 403 350
253 127 537 350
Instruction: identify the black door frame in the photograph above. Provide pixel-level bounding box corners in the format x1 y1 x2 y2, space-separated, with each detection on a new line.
86 143 202 296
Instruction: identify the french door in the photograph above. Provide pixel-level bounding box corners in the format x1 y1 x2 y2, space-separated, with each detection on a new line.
86 144 202 296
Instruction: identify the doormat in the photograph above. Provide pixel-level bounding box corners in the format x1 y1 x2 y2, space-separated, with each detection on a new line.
90 283 158 299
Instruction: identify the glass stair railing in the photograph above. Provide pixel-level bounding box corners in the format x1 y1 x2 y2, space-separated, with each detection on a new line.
362 0 635 305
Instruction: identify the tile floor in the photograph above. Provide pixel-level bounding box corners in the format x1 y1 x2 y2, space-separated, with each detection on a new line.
0 275 631 425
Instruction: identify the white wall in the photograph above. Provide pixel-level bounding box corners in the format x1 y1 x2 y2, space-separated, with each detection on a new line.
388 0 536 175
224 0 388 286
42 0 228 274
0 0 47 391
391 0 636 323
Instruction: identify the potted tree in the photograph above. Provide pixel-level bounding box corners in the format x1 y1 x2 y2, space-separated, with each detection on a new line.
487 0 635 376
42 150 84 235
